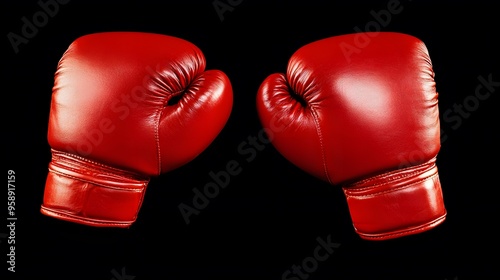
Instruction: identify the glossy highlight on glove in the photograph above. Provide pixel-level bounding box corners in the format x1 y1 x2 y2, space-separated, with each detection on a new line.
257 32 446 240
41 32 233 227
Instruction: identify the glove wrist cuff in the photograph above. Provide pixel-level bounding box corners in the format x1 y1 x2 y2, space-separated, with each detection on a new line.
41 150 149 228
342 158 447 241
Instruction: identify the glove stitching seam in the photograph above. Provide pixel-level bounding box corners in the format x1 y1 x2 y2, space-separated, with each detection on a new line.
346 172 438 198
51 149 145 179
350 157 436 187
154 108 162 174
358 214 446 240
348 169 423 191
308 104 332 184
41 206 133 226
48 169 146 191
51 157 147 182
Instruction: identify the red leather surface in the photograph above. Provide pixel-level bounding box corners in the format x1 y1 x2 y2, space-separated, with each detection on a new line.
48 32 233 175
344 158 445 240
42 32 233 227
41 150 149 227
257 32 446 240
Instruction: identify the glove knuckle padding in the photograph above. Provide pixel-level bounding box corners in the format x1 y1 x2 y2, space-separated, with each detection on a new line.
158 69 232 172
42 32 233 227
258 70 332 182
48 32 232 176
262 33 441 183
257 32 446 240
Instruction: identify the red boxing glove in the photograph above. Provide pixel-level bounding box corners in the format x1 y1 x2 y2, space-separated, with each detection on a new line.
41 32 233 227
257 32 446 240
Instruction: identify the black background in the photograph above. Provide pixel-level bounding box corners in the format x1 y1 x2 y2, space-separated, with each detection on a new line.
3 0 498 279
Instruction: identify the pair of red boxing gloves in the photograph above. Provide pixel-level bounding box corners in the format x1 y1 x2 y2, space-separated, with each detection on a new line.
41 31 446 241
